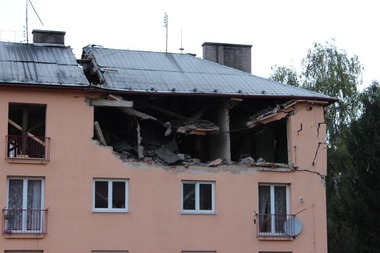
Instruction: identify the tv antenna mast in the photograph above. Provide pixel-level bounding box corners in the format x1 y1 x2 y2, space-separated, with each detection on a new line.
163 13 168 52
179 29 184 53
25 0 44 43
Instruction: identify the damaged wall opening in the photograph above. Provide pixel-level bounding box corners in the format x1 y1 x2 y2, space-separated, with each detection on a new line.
92 95 289 166
230 118 288 164
7 103 48 159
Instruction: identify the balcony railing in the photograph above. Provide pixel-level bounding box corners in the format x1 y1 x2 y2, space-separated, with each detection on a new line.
5 135 50 163
2 208 48 235
256 213 297 238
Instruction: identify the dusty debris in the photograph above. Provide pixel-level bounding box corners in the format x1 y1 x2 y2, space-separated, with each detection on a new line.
154 147 181 164
257 157 265 163
177 120 219 135
207 158 223 167
112 140 133 153
246 100 296 128
239 157 255 166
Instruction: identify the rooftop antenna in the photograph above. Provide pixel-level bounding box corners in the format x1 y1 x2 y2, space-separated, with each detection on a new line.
163 13 168 52
25 0 44 43
179 29 184 53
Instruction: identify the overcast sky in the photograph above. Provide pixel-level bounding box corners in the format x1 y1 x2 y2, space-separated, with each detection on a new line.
0 0 378 88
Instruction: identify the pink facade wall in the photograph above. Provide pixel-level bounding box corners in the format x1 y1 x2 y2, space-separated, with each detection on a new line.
0 87 328 253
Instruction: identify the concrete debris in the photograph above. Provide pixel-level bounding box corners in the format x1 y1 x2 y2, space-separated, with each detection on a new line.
177 120 219 135
246 100 297 128
112 141 133 153
257 157 265 163
207 158 223 167
239 157 255 166
154 147 181 164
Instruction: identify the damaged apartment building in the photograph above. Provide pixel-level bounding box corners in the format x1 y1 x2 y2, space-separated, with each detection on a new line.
0 30 337 253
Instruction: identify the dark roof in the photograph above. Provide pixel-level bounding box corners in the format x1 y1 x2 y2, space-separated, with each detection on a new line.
0 41 89 86
83 46 336 102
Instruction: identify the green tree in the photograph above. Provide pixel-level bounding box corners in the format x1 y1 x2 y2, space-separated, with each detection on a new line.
301 40 363 146
269 65 300 87
341 81 380 253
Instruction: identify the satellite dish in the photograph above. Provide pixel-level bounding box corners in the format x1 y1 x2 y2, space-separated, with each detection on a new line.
283 216 303 237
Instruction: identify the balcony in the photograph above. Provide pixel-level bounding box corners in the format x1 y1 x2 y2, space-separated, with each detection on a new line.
2 208 48 237
5 135 50 163
256 213 301 239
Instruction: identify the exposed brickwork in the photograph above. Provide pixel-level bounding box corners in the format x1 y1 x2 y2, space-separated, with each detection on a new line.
32 29 65 45
202 42 252 73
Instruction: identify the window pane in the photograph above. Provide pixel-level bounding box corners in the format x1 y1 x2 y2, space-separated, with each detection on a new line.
274 186 287 214
8 179 23 209
258 185 271 232
183 183 195 210
8 179 24 230
27 180 42 231
112 181 126 209
274 186 287 233
27 180 42 209
95 181 108 208
199 184 212 210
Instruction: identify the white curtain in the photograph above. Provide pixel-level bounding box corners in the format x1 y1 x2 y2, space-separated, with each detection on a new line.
27 180 42 231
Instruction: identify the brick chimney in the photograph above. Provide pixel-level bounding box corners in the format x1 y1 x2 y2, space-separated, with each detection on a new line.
32 30 66 45
202 42 252 73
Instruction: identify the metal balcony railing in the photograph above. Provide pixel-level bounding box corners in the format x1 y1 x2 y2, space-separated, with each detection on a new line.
5 135 50 162
2 208 48 235
256 213 296 238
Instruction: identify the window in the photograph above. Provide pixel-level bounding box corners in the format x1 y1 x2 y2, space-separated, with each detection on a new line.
259 252 292 253
182 251 216 253
182 181 215 214
93 179 129 212
258 184 289 236
7 103 50 162
92 251 128 253
5 251 43 253
4 178 46 234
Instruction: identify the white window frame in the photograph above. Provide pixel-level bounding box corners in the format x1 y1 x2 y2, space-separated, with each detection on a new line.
6 177 45 233
181 181 215 214
258 184 290 236
92 251 128 253
93 179 129 213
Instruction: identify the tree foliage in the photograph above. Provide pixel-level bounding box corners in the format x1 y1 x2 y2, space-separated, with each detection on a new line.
301 40 363 146
328 82 380 253
343 82 380 252
269 65 300 87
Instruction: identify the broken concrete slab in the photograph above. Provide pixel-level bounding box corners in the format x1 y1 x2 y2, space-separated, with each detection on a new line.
207 158 223 167
154 146 181 164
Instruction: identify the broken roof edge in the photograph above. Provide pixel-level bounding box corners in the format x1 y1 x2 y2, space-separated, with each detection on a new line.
88 85 338 104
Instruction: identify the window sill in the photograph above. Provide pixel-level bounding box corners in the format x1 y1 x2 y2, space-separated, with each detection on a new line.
257 234 294 241
181 211 216 215
3 232 46 239
92 210 129 213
